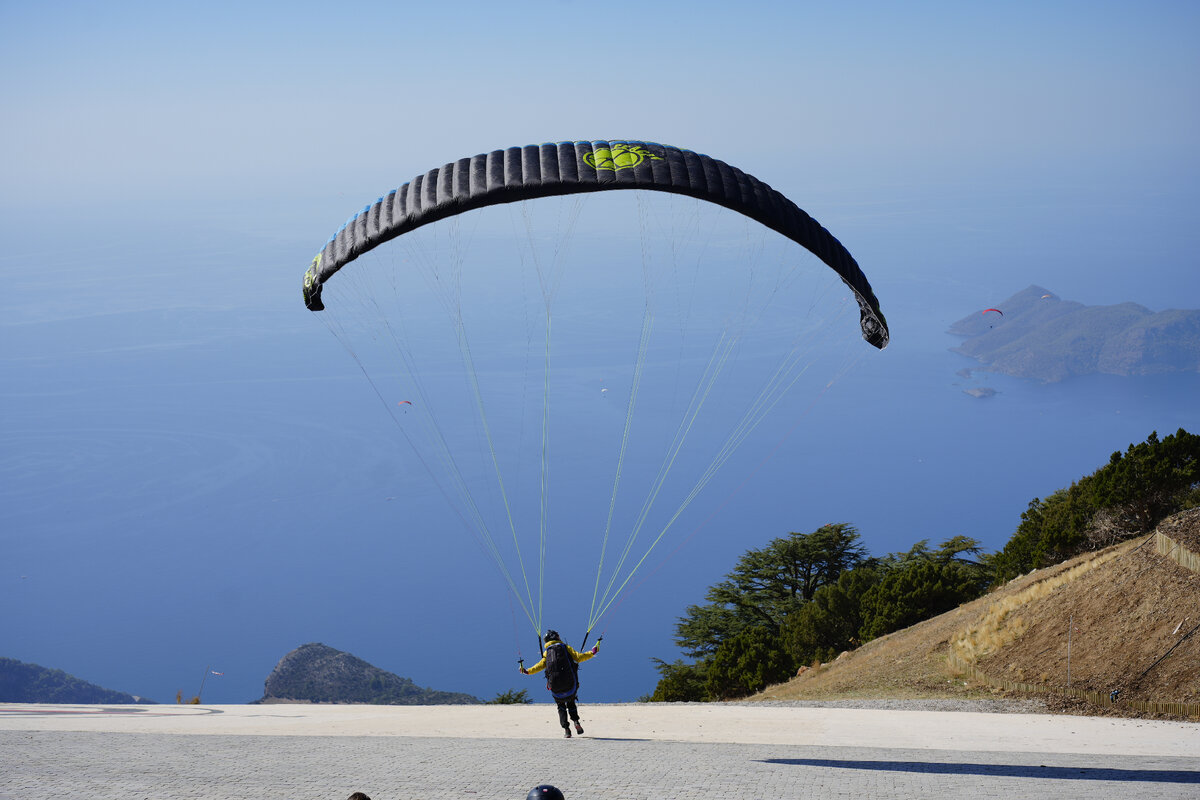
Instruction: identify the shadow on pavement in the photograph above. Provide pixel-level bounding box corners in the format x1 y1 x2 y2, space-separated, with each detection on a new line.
759 758 1200 784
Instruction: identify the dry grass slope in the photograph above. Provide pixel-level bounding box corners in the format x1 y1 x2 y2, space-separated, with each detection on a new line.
754 509 1200 717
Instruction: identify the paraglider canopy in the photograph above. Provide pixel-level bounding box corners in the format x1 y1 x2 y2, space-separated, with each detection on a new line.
301 139 891 645
303 140 888 350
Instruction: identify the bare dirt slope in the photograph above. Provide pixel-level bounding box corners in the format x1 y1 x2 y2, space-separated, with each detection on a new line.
755 509 1199 714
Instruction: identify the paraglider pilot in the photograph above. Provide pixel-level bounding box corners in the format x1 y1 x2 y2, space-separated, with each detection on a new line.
520 629 599 737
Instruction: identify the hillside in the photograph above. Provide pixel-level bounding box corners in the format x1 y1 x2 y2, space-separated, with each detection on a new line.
754 509 1199 716
0 657 155 704
258 643 480 705
948 285 1200 382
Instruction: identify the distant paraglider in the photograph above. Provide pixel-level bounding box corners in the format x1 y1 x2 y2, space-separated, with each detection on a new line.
982 308 1003 317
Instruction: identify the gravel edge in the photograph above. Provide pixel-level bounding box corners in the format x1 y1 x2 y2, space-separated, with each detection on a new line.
611 698 1050 714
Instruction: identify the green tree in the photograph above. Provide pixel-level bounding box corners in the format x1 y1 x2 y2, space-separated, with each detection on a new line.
1091 429 1200 529
486 688 532 704
653 524 867 701
704 626 795 700
858 537 992 641
673 524 868 658
674 602 750 660
648 659 709 702
991 429 1200 582
781 566 882 666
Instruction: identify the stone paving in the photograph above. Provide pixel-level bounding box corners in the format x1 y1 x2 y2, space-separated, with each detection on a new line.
3 728 1199 800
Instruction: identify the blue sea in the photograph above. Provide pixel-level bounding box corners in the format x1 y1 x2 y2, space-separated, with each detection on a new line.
2 209 1197 705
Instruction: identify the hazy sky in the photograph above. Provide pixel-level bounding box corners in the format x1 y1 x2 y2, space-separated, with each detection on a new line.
2 1 1198 704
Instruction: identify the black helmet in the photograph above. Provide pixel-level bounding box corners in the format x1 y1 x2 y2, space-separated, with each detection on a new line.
544 629 561 643
527 786 565 800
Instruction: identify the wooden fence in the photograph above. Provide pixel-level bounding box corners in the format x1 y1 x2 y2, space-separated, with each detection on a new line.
947 655 1200 718
1156 531 1200 573
949 531 1200 718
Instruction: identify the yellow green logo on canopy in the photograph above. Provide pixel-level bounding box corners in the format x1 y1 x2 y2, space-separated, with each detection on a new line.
583 143 663 171
304 254 321 289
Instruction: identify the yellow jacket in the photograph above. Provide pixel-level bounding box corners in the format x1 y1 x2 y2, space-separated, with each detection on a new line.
522 638 597 674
